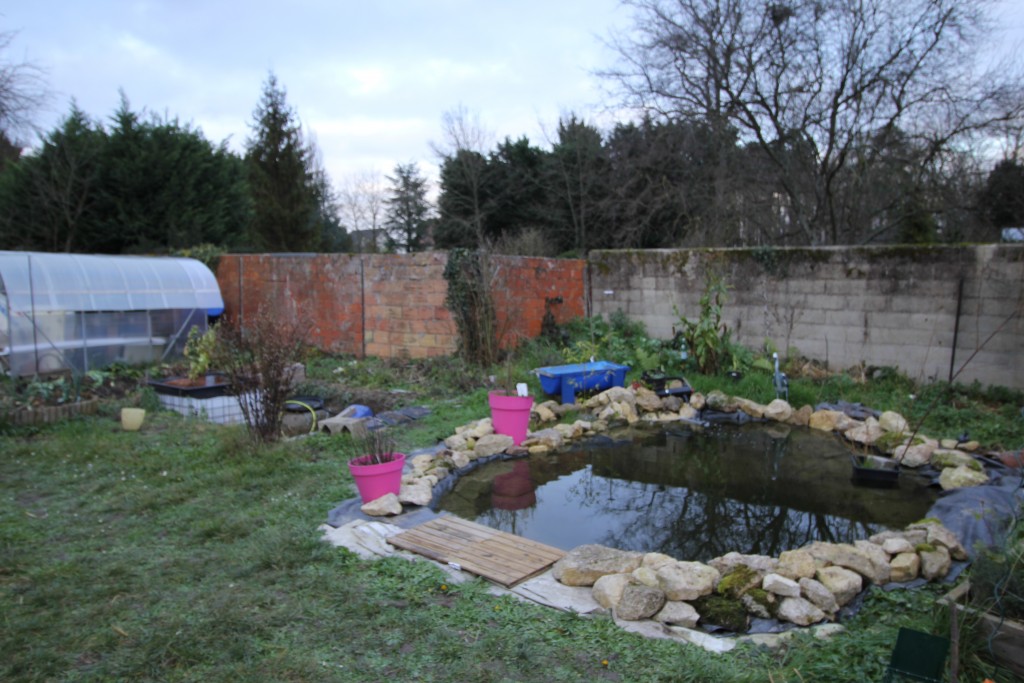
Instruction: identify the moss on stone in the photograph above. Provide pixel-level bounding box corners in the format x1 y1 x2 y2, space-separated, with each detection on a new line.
744 588 776 616
693 595 749 633
915 543 937 553
874 431 925 454
717 565 760 599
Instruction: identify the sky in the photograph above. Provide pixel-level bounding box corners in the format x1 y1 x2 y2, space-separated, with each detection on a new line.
4 0 1023 196
3 0 630 192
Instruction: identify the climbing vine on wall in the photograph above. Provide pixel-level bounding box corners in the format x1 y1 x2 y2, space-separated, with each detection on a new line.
443 248 500 366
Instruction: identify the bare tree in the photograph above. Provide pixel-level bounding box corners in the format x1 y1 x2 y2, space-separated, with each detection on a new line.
432 104 495 248
602 0 1024 245
338 170 386 251
0 30 49 145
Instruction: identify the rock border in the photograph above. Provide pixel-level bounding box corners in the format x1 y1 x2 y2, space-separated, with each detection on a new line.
353 383 988 632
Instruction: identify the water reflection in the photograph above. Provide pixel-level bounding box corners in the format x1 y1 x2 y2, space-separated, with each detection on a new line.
436 424 938 562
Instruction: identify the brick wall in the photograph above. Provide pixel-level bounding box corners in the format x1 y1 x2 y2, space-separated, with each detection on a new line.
217 246 1022 390
216 252 587 359
589 245 1024 390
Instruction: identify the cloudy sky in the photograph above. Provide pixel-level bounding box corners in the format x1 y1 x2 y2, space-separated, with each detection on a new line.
4 1 1022 194
4 0 630 190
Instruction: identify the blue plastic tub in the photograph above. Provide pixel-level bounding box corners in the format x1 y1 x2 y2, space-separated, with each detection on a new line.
534 361 630 404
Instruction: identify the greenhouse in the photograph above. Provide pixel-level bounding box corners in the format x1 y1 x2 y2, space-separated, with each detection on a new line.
0 251 223 377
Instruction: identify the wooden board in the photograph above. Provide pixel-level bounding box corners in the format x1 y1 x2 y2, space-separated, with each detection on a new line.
387 515 565 588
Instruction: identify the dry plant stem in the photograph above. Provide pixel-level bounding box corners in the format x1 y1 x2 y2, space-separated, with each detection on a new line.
354 428 398 465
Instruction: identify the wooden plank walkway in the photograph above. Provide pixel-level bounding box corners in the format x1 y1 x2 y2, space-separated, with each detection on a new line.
386 515 565 588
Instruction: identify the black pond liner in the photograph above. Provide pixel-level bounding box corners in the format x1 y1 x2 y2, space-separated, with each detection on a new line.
328 407 1021 637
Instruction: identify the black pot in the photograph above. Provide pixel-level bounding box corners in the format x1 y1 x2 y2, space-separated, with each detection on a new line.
851 454 900 487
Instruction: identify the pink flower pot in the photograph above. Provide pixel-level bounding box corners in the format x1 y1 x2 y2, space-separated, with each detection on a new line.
489 391 533 445
348 452 406 504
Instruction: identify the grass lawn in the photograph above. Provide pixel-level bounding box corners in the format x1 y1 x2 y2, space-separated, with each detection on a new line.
1 396 958 682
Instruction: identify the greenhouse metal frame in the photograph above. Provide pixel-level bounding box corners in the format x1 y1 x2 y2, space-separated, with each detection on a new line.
0 251 224 377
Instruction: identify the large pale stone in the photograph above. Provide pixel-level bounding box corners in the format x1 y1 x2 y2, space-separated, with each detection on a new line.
705 389 737 412
679 404 700 421
450 451 470 468
689 392 706 410
879 410 909 434
931 449 979 470
444 433 469 450
634 386 664 413
533 404 557 423
815 566 863 607
741 592 775 619
398 481 433 506
854 540 892 584
734 398 766 419
938 464 988 490
552 545 644 586
893 443 934 468
870 529 927 546
642 552 677 571
709 552 778 576
657 561 721 601
845 417 883 446
468 419 495 439
584 386 635 409
763 399 794 423
808 409 844 432
662 395 683 412
615 584 666 621
776 549 818 580
786 404 813 426
410 453 435 472
799 577 839 615
360 493 403 516
910 522 968 561
804 542 878 582
777 596 827 626
882 537 914 555
920 545 951 581
654 601 700 628
473 433 515 457
631 566 660 588
763 573 801 598
890 552 920 583
552 423 581 441
524 430 565 450
592 573 631 609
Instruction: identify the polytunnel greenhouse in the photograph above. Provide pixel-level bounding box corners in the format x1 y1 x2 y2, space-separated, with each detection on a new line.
0 251 224 377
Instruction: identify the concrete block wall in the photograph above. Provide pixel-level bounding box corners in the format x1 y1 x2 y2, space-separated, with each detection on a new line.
589 245 1023 390
216 252 587 360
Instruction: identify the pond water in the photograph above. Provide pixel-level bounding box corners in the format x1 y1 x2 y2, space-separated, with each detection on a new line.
436 423 939 562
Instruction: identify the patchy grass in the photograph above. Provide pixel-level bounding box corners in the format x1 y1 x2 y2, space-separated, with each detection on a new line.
2 408 950 682
2 320 1020 680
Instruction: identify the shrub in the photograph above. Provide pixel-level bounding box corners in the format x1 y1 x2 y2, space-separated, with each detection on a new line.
215 310 308 444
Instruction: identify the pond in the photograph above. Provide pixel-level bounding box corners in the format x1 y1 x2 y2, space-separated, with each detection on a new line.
435 423 940 562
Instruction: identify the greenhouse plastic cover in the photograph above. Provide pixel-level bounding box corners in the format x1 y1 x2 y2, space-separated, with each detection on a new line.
0 252 223 314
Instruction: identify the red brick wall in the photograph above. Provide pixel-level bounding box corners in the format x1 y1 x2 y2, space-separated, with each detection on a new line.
490 255 587 343
215 252 587 359
362 252 456 358
217 254 363 355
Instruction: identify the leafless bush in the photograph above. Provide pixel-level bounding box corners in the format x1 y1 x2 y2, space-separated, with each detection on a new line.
215 310 308 444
